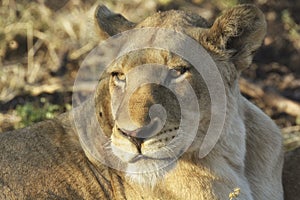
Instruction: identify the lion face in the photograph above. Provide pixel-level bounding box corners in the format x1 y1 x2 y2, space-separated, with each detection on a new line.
93 4 266 186
109 51 186 162
94 48 211 185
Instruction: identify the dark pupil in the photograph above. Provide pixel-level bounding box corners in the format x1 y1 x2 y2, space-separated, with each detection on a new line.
111 72 119 77
179 67 187 74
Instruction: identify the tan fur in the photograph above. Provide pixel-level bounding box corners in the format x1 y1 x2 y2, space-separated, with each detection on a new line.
0 4 283 199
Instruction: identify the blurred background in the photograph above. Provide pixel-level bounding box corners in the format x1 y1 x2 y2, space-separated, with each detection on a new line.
0 0 299 151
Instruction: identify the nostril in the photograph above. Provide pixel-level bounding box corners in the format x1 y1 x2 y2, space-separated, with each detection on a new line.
118 127 138 138
116 126 144 153
119 129 128 137
128 137 143 154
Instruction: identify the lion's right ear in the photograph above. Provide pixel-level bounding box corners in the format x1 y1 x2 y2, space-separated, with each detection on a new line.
95 5 136 38
203 4 266 70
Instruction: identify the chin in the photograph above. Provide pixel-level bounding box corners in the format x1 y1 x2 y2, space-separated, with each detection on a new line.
125 158 176 189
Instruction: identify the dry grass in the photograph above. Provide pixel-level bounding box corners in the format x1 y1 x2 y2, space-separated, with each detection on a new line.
0 0 162 103
0 0 163 132
0 0 99 102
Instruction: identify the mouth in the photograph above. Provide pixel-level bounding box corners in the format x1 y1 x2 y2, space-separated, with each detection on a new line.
128 154 172 163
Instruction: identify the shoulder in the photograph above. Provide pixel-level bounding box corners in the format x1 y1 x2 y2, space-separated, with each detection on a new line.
0 114 111 199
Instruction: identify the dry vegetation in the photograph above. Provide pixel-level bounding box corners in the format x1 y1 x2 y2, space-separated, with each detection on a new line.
0 0 299 151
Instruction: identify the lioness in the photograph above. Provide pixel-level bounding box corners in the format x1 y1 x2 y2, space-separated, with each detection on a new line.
0 4 283 200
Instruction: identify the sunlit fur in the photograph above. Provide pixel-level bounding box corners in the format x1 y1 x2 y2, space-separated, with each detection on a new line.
0 5 283 200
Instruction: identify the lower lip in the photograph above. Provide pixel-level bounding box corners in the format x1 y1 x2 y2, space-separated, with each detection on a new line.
129 154 144 163
128 155 172 163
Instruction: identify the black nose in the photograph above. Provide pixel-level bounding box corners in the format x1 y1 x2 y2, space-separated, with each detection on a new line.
119 117 161 138
118 117 162 152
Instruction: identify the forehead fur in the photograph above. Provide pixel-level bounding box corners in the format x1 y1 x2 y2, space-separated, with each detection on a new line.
96 4 266 70
109 50 189 73
136 10 210 29
136 10 210 45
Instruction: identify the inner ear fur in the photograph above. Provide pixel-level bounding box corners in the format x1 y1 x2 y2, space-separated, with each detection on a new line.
205 4 266 70
94 5 136 38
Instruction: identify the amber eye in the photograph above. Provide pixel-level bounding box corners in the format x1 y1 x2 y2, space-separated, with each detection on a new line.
111 72 125 80
169 66 189 78
111 72 126 86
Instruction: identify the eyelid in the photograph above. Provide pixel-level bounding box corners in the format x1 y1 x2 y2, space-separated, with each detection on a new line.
173 66 188 70
111 71 122 77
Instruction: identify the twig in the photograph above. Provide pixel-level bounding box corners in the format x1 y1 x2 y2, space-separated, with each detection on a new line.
239 78 300 117
23 81 97 96
282 125 300 134
27 22 35 83
69 42 95 60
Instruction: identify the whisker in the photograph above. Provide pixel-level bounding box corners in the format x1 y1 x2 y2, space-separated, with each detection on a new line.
162 146 178 159
103 139 112 150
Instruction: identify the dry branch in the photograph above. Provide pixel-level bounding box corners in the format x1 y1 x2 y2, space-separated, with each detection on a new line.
23 81 97 96
239 78 300 117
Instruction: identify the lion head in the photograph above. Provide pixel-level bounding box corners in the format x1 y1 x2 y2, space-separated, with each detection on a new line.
86 4 266 186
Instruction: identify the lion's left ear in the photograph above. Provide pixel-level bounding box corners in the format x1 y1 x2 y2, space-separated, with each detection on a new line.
94 5 136 39
204 4 266 70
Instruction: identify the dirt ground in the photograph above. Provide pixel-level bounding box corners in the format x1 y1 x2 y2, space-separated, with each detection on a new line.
0 0 299 151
